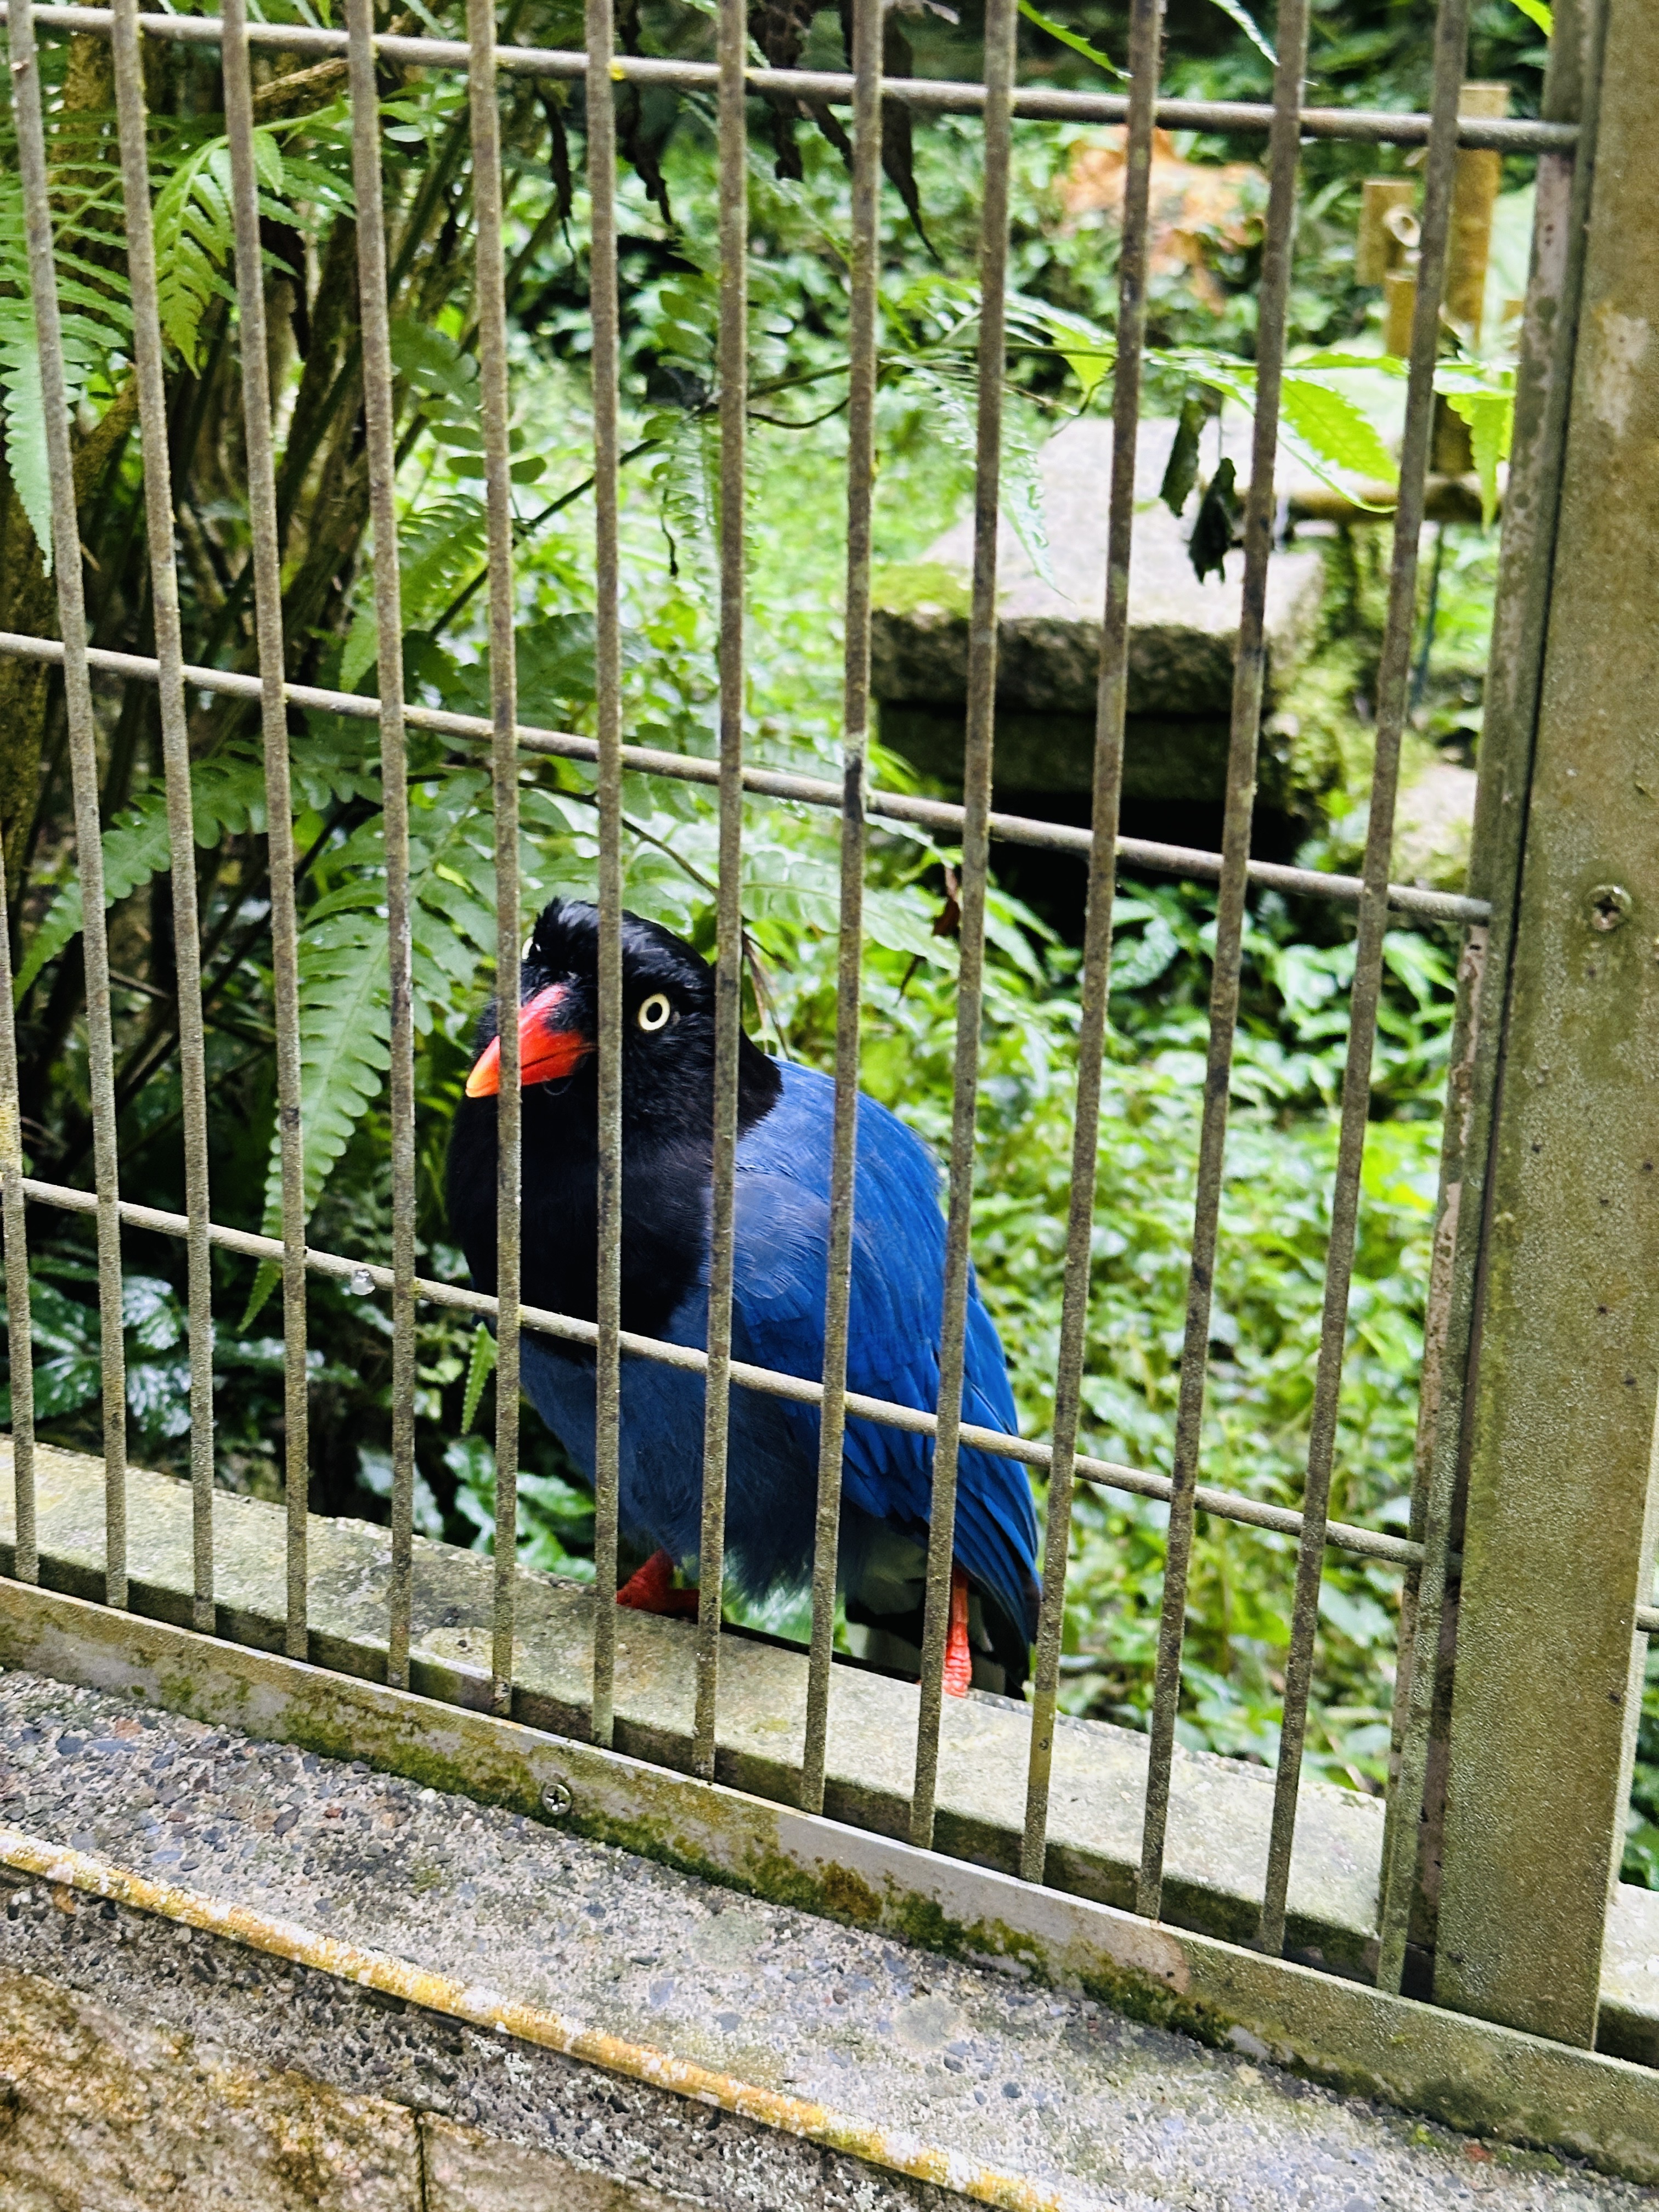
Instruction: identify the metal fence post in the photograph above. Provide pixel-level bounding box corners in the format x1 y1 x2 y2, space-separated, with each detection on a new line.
1434 0 1659 2050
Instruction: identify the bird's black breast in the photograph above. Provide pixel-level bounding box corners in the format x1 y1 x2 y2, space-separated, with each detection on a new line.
449 1094 719 1340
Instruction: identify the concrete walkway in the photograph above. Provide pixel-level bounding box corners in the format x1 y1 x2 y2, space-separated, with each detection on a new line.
0 1665 1651 2211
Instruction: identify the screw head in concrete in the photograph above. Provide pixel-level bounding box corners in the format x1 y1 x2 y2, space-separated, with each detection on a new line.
540 1779 572 1818
1589 884 1632 932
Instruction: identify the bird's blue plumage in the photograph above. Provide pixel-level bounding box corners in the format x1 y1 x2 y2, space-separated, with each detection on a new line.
518 1060 1038 1639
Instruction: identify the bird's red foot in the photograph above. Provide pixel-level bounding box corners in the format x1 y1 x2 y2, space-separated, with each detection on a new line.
616 1548 701 1617
944 1565 973 1698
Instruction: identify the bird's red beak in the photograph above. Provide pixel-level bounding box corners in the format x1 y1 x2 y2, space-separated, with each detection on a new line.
464 983 592 1098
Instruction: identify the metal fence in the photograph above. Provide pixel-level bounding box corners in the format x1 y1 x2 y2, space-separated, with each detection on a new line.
0 0 1644 2058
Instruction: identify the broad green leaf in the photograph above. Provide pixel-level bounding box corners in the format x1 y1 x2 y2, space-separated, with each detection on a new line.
1160 393 1206 518
1030 302 1116 408
1505 0 1552 32
1444 387 1514 528
1280 375 1399 484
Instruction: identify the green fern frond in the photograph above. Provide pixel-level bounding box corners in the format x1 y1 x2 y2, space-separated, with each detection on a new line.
151 142 238 369
0 307 52 566
147 120 354 370
250 767 516 1299
0 170 133 562
462 1324 497 1431
649 410 721 610
12 750 269 1003
341 493 487 689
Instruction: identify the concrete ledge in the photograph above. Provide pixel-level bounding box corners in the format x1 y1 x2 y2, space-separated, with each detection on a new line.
0 1927 952 2212
0 1442 1388 1973
0 1962 702 2211
6 1442 1658 2063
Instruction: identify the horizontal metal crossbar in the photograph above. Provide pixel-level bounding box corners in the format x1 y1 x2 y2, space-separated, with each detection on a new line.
0 3 1578 153
0 631 1491 927
17 1172 1428 1574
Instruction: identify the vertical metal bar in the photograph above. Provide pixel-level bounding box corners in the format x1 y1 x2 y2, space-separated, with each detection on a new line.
10 0 129 1608
588 0 624 1753
1133 0 1303 1920
347 0 419 1690
1255 0 1471 1961
222 0 310 1657
1373 917 1483 1976
798 0 881 1819
1043 0 1293 1898
1432 0 1659 2050
468 0 522 1712
907 0 1017 1853
0 835 36 1587
1375 0 1607 1996
691 0 749 1784
112 0 216 1635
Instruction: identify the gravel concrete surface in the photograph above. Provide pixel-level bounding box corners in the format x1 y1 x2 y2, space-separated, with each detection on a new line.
0 1666 1653 2212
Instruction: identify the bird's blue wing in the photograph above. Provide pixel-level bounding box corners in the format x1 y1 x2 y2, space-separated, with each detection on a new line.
732 1062 1037 1634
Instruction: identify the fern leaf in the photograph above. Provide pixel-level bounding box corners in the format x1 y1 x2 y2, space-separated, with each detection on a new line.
151 142 239 368
0 305 52 570
651 411 721 610
257 910 392 1244
250 768 508 1262
462 1324 497 1431
12 752 268 1002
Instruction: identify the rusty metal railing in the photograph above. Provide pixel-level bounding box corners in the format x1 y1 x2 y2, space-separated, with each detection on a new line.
0 0 1636 2043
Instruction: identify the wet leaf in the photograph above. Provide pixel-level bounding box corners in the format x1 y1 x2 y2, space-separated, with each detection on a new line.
1188 458 1238 584
1160 393 1207 519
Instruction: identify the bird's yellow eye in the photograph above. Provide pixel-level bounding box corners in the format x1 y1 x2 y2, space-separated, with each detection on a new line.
637 992 673 1033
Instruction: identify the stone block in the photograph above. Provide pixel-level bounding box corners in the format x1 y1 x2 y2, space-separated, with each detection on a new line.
421 2117 689 2210
871 417 1330 811
0 1966 420 2212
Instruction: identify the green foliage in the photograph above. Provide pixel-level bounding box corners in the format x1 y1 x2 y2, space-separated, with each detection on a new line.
149 116 354 370
244 768 506 1309
1627 1651 1659 1889
444 1432 597 1580
1441 365 1516 529
0 156 132 562
149 137 240 369
14 751 269 1002
1016 2 1127 80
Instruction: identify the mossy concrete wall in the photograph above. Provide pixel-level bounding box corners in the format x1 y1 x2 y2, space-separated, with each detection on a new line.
1 1963 685 2212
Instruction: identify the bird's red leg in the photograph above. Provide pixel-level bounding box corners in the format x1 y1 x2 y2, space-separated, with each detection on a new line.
943 1565 973 1698
616 1549 700 1617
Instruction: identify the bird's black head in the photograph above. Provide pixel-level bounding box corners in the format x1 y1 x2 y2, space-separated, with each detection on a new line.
447 898 782 1331
461 899 781 1138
